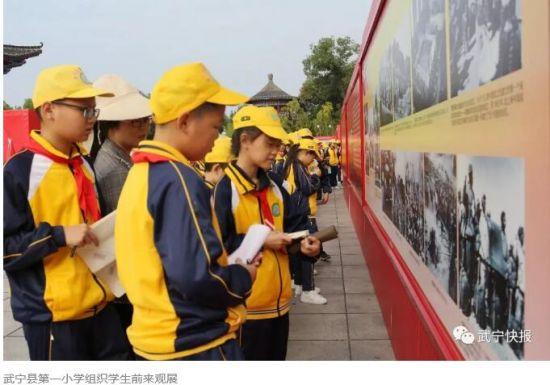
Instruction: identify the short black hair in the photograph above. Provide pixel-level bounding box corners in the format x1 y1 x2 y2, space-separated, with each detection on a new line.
204 162 229 172
191 102 225 116
230 126 262 156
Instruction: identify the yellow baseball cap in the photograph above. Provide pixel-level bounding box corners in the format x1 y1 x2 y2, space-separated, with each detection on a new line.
296 128 314 139
150 62 249 124
205 135 232 163
287 132 301 145
298 138 321 158
32 65 113 108
232 105 288 142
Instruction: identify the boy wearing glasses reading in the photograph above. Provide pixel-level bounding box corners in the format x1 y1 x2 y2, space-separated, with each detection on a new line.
3 65 130 360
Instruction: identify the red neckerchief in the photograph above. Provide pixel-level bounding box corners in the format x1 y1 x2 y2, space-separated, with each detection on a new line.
131 150 172 164
26 138 101 223
251 188 275 230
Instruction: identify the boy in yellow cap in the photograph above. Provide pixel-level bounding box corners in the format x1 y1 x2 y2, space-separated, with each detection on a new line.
214 105 321 360
3 65 130 360
281 138 327 304
115 63 258 360
203 135 232 190
328 140 341 188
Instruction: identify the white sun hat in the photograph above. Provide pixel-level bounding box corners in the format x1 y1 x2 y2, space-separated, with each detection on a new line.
93 74 151 121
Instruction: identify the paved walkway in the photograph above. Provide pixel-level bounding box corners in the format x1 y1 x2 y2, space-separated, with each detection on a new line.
3 188 394 360
287 188 394 360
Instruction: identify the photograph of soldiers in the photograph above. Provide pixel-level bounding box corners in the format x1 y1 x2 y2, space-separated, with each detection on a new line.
450 0 522 97
366 92 381 188
378 48 394 126
423 153 457 302
412 0 448 112
391 12 412 120
382 151 425 256
364 103 370 175
373 94 382 188
457 156 525 359
381 150 396 219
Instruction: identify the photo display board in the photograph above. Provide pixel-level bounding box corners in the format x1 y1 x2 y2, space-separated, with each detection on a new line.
360 0 549 360
347 79 364 193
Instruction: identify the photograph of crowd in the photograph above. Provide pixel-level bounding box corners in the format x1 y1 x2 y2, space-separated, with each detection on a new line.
450 0 522 97
412 0 448 112
457 156 525 359
423 153 458 302
381 151 424 255
378 48 394 127
391 12 412 120
365 93 381 187
364 103 370 174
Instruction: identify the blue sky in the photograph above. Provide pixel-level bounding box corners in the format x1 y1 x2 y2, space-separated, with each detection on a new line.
4 0 372 106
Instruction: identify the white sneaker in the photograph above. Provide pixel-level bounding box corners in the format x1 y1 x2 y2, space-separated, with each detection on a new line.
294 285 321 296
300 290 328 305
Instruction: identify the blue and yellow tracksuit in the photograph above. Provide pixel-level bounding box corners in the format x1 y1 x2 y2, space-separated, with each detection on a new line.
214 162 292 320
328 147 340 187
3 131 129 360
205 180 216 191
282 160 321 233
115 141 252 360
282 159 321 294
4 131 114 324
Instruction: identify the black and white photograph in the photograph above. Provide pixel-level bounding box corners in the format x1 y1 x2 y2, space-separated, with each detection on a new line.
364 103 370 175
382 151 424 255
412 0 448 112
378 48 394 126
457 156 525 359
381 150 395 219
450 0 522 97
391 11 412 120
423 153 458 302
366 91 381 184
373 94 382 187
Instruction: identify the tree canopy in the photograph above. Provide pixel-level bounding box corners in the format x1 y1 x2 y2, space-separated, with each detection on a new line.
299 36 359 134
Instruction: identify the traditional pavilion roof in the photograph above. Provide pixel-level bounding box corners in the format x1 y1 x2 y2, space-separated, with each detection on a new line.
248 73 294 107
4 43 43 74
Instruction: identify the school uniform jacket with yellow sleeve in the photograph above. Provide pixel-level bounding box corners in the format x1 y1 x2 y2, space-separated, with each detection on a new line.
214 162 292 320
3 131 114 324
115 141 252 360
328 147 339 166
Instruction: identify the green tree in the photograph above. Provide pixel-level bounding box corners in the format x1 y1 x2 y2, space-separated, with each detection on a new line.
299 36 359 122
3 101 13 110
312 102 336 136
22 98 34 109
279 99 311 132
222 109 237 136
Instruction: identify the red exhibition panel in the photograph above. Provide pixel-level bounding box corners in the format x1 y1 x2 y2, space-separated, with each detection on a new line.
3 109 39 162
340 0 549 360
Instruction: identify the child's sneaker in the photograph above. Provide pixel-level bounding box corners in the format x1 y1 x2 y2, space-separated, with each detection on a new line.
300 290 327 305
294 285 321 296
319 251 331 262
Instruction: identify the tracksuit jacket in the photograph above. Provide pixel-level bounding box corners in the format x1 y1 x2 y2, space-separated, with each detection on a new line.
4 131 114 324
214 162 293 320
115 140 252 360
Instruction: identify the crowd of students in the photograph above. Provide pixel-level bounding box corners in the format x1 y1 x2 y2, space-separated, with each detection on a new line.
3 62 343 361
